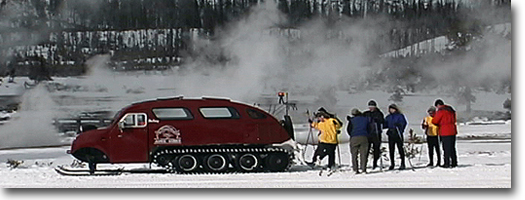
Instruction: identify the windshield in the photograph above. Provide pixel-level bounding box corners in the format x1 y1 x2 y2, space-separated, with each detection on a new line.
110 109 123 125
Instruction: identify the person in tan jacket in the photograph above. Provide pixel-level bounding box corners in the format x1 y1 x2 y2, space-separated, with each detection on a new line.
307 111 342 170
422 106 441 167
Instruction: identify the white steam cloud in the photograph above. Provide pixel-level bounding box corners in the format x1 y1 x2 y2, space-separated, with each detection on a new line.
73 0 379 109
172 1 377 103
73 1 511 115
0 85 61 149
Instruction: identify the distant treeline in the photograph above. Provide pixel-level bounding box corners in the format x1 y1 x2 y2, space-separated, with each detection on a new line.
0 0 511 76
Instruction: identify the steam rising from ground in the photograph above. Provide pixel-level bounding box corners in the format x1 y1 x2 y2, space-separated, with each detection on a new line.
0 85 61 149
428 27 511 91
76 0 510 113
75 1 376 108
165 1 376 104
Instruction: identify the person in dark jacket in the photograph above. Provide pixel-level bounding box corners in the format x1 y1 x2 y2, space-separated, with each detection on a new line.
363 100 384 169
347 108 370 174
384 104 407 170
432 99 458 168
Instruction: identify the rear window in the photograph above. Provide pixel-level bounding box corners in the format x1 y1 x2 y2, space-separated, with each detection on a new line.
199 107 240 119
152 108 193 120
246 109 267 119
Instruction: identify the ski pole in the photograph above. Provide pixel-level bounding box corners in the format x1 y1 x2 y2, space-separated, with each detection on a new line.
336 131 342 167
437 132 442 166
305 110 314 145
334 114 342 167
303 110 314 164
376 124 384 171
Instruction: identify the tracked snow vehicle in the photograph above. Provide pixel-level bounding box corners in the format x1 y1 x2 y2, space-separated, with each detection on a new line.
67 96 295 174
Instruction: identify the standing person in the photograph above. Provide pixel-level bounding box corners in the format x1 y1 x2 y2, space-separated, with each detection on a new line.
7 62 15 83
384 104 407 170
347 108 370 174
308 111 342 170
422 106 441 167
318 107 343 131
363 100 384 169
432 99 458 168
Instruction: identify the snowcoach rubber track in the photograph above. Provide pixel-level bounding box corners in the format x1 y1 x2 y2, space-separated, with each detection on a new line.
152 146 293 174
56 146 293 176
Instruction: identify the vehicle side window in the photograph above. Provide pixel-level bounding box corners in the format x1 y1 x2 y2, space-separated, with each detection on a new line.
199 107 240 119
152 108 193 120
119 113 147 128
246 109 267 119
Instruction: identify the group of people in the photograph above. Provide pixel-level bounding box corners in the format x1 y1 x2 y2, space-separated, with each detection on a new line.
307 99 459 174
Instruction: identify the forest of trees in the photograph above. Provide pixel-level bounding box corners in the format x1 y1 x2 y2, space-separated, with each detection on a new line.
0 0 511 76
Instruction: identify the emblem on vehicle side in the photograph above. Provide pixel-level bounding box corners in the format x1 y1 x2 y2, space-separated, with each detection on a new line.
154 125 182 144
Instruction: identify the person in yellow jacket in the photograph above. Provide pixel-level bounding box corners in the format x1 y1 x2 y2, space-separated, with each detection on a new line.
307 111 342 170
421 106 441 167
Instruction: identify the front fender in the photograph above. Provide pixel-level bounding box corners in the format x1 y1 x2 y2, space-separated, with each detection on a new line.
70 129 110 163
71 147 109 163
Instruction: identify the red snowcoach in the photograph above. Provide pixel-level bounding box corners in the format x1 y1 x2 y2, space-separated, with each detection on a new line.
68 96 295 174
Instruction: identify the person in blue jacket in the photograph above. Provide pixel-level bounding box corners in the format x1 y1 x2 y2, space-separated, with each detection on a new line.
384 104 407 170
347 108 370 174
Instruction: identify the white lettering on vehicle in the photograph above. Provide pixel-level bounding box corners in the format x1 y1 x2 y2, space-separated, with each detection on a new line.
154 125 182 144
148 119 160 123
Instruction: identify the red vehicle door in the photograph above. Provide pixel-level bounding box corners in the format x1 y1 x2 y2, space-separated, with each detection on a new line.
148 107 193 147
109 112 149 163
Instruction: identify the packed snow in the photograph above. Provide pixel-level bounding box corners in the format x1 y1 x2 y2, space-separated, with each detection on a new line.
0 119 511 188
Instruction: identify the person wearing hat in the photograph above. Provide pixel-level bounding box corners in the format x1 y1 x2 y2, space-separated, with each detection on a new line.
432 99 458 168
318 107 343 131
422 106 441 167
347 108 371 174
307 110 342 170
383 103 407 170
363 100 385 169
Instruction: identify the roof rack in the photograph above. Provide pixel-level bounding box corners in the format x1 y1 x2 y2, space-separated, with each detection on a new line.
156 95 184 101
131 95 183 105
201 96 231 101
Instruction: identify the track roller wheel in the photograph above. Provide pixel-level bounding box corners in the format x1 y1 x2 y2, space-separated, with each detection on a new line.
236 153 260 172
265 153 290 172
204 154 228 172
155 154 173 167
175 154 199 172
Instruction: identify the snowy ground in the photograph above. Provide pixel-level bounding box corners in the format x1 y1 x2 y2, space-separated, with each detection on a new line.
0 121 511 189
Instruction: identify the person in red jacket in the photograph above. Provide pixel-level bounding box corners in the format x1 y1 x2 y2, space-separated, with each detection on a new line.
432 99 458 168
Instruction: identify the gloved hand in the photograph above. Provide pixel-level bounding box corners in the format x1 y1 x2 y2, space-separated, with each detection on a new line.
394 123 402 129
308 119 313 123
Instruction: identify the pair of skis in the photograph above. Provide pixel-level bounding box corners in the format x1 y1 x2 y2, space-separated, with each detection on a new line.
54 166 122 176
317 166 363 177
319 167 336 177
318 166 342 177
54 165 170 176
